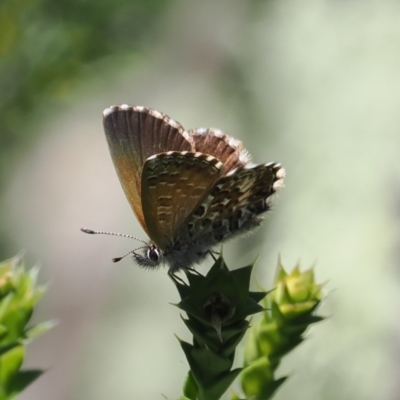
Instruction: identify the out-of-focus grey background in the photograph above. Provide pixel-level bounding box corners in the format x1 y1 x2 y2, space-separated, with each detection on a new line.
1 0 399 399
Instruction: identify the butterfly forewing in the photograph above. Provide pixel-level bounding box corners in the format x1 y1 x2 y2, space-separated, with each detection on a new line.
190 128 251 174
141 152 224 250
103 105 194 234
183 162 285 244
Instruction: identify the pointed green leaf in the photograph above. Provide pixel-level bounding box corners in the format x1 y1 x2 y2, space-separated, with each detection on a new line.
197 368 241 400
179 340 234 381
182 316 248 354
228 299 264 323
206 256 228 281
173 279 193 300
0 343 21 357
269 337 305 362
241 356 274 398
24 320 57 340
248 291 268 304
8 369 43 396
230 265 252 300
220 327 248 359
177 298 206 323
0 344 24 388
0 294 13 321
185 272 209 295
182 371 198 400
0 325 8 341
275 259 287 281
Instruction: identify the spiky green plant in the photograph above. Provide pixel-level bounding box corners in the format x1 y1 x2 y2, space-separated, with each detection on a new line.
167 256 324 400
235 259 324 400
0 254 54 399
171 256 267 400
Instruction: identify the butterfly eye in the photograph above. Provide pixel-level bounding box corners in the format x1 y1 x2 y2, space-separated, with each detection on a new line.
147 247 161 262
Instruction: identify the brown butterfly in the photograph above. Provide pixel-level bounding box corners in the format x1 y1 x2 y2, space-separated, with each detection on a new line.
82 105 285 276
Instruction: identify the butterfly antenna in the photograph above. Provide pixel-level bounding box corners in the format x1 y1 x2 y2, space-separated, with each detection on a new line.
112 250 136 263
113 245 148 263
80 227 147 244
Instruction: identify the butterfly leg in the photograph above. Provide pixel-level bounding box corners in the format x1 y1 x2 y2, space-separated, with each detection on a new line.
208 250 219 261
168 268 187 286
185 267 203 277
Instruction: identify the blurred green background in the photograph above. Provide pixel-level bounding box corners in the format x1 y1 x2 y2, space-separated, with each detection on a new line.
1 0 399 399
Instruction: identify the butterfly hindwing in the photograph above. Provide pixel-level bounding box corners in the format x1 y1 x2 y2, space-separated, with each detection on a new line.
182 162 285 245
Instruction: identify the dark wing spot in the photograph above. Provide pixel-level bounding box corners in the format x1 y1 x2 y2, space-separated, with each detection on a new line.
201 218 212 228
194 205 206 217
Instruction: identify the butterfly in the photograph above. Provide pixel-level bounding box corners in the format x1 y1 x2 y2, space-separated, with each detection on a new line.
82 105 285 276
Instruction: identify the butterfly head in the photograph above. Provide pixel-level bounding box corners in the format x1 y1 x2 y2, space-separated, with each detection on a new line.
81 228 164 269
131 243 164 269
